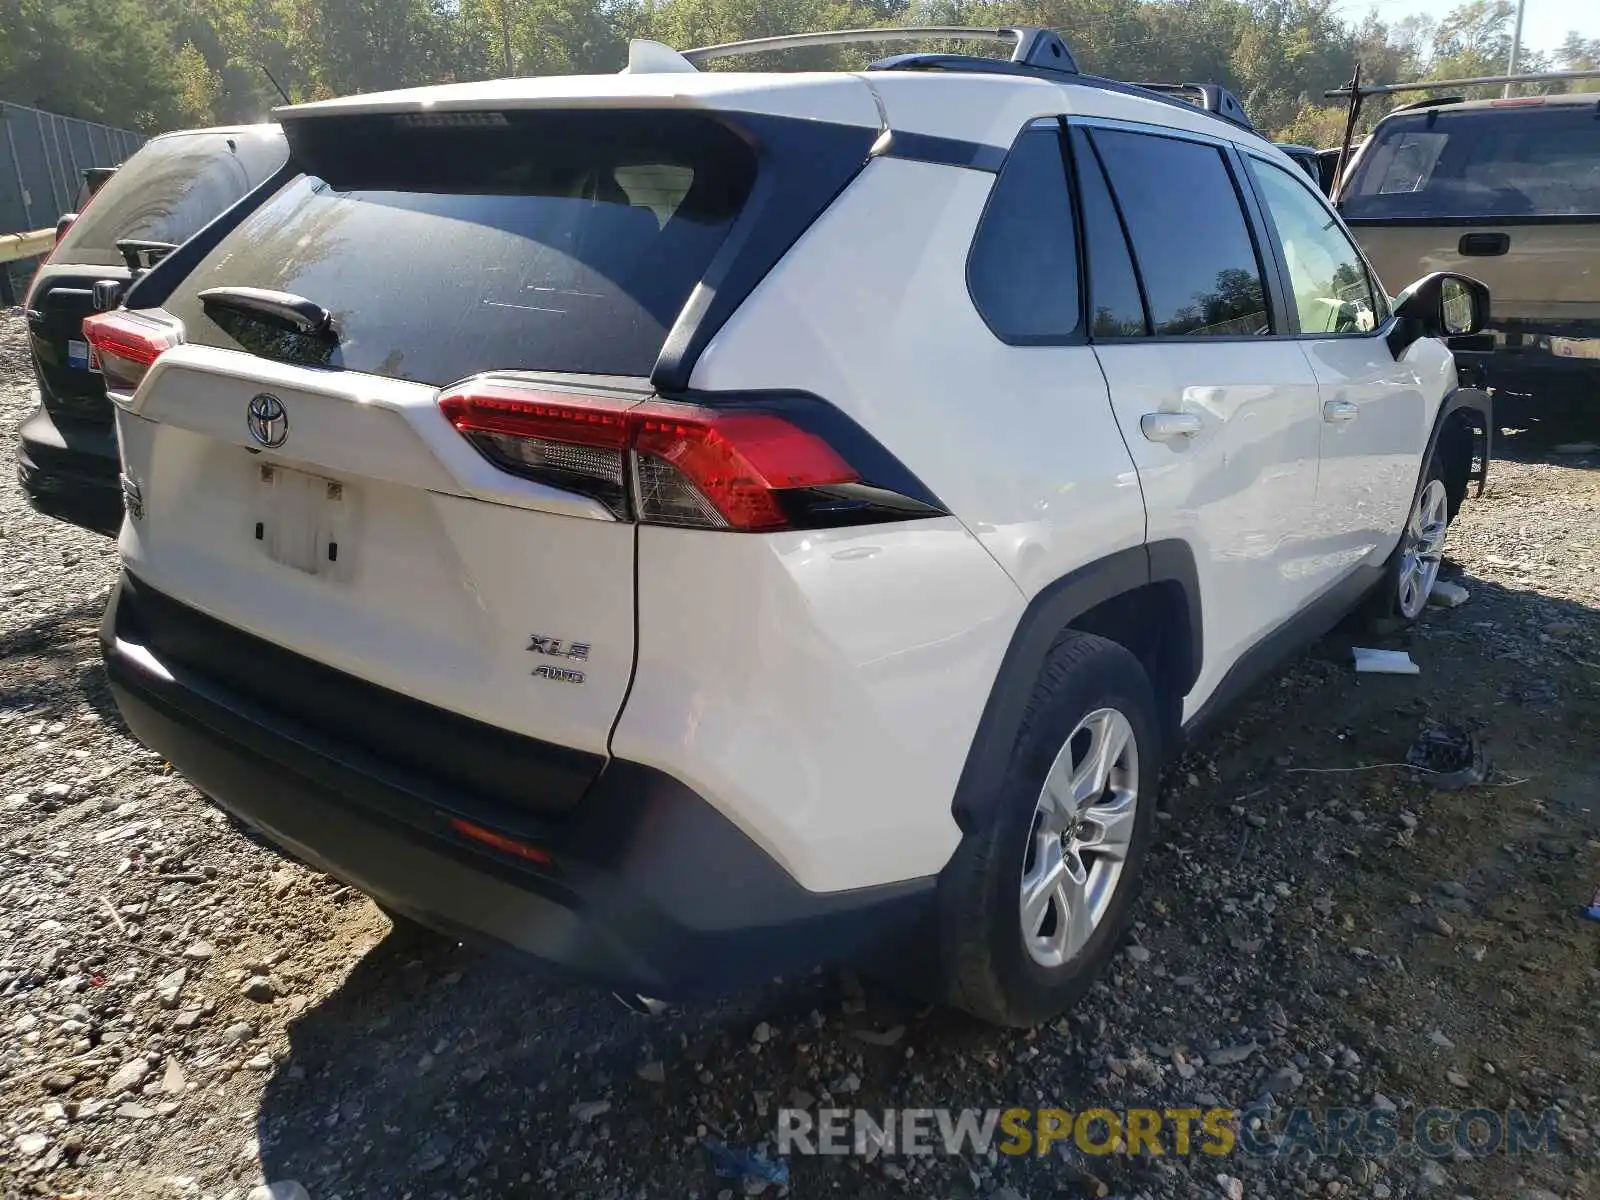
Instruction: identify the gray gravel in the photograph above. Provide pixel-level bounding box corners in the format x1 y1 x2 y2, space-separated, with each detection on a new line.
3 306 1597 1199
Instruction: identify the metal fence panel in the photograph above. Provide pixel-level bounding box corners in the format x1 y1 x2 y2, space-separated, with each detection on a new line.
0 101 146 302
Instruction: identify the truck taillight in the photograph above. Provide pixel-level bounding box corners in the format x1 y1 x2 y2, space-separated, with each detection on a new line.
439 381 943 532
80 311 181 391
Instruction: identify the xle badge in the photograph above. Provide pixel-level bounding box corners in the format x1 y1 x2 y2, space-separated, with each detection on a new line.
529 634 589 684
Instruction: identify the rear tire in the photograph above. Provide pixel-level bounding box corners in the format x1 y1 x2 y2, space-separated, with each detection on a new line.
937 631 1161 1027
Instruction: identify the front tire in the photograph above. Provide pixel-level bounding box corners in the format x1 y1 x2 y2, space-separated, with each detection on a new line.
938 632 1161 1027
1370 454 1451 626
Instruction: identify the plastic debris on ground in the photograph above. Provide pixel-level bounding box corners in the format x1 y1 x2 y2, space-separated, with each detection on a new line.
1429 580 1470 608
703 1138 791 1188
1352 647 1420 675
1584 885 1600 924
1406 722 1489 789
612 992 668 1016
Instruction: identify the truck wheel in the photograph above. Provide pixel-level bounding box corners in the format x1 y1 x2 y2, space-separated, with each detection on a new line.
938 631 1161 1027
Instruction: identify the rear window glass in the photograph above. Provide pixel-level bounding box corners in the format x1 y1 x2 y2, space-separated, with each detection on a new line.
54 130 286 268
1342 104 1600 220
166 110 759 384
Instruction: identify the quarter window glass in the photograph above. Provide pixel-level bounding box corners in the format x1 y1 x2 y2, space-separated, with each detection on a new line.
1070 127 1148 337
1091 129 1270 337
967 127 1081 342
1248 158 1381 335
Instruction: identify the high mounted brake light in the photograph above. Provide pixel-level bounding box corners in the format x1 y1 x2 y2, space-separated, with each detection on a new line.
81 311 181 391
439 382 941 532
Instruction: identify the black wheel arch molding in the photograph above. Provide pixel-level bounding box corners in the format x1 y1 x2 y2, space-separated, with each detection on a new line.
948 539 1202 833
1424 386 1493 505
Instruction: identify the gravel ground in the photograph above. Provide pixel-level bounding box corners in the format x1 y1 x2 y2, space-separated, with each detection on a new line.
2 304 1598 1200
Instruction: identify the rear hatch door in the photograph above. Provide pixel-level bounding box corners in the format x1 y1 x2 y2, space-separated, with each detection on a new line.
114 105 772 809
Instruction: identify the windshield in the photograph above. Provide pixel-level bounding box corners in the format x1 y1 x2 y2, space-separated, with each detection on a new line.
1341 104 1600 220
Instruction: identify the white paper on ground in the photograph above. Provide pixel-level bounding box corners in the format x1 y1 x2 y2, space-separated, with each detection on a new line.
1352 647 1420 675
1429 581 1470 608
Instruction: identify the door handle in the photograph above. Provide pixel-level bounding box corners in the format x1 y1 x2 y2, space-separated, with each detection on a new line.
1458 232 1509 257
1323 400 1360 424
1140 412 1203 443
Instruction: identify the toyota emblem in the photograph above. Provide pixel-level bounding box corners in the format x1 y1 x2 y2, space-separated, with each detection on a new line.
247 393 288 448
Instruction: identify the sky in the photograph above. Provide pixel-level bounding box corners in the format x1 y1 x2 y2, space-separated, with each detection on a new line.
1330 0 1600 58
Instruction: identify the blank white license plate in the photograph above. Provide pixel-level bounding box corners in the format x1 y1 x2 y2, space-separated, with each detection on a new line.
251 463 353 578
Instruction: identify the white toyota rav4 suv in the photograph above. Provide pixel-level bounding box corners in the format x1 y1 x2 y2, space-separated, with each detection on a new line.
85 28 1492 1027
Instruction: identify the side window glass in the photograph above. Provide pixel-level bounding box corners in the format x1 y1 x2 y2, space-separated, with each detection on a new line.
1069 126 1148 337
1248 157 1381 335
967 126 1081 343
1090 129 1271 338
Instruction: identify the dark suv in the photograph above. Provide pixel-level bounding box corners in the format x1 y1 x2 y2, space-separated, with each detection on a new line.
17 125 286 535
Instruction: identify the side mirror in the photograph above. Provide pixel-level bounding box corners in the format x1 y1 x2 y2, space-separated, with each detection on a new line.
1386 271 1490 358
55 213 77 244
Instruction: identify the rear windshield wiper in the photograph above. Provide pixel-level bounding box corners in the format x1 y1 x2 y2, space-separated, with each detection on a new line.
198 287 336 338
117 239 178 273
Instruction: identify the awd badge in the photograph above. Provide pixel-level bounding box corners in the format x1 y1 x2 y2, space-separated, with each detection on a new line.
529 634 588 684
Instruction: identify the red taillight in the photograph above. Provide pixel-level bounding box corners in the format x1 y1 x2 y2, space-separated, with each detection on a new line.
81 311 179 391
633 406 856 530
449 817 552 865
440 384 865 532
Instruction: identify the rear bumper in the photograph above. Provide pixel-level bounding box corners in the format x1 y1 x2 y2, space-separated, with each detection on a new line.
1449 323 1600 395
16 398 122 537
100 573 934 996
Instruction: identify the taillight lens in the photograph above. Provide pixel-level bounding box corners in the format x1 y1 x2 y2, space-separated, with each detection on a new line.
440 382 942 532
440 384 632 517
632 407 856 530
81 311 180 392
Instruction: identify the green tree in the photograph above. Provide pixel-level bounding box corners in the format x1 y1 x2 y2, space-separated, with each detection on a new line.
0 0 191 129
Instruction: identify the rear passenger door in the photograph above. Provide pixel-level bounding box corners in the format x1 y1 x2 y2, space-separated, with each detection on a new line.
1240 152 1421 566
1070 123 1325 717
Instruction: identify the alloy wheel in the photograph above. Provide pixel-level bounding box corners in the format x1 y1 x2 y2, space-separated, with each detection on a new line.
1398 478 1449 620
1019 707 1140 969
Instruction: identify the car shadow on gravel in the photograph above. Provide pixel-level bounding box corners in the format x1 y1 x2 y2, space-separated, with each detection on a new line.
251 924 851 1195
251 916 1068 1196
0 591 124 731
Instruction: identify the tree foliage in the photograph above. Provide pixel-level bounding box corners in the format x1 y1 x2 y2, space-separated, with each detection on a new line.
0 0 1595 140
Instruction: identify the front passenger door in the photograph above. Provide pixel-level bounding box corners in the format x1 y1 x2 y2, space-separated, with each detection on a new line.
1242 154 1427 569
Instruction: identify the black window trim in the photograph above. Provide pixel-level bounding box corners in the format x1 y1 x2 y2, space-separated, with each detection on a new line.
963 119 1090 348
1065 115 1289 345
1066 121 1154 338
1237 147 1397 343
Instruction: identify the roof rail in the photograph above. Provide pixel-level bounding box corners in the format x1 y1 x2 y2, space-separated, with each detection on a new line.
678 26 1077 71
1133 82 1253 130
1323 66 1600 100
629 26 1258 134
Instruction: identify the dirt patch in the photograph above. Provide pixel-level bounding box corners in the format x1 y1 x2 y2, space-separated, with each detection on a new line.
2 305 1597 1200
